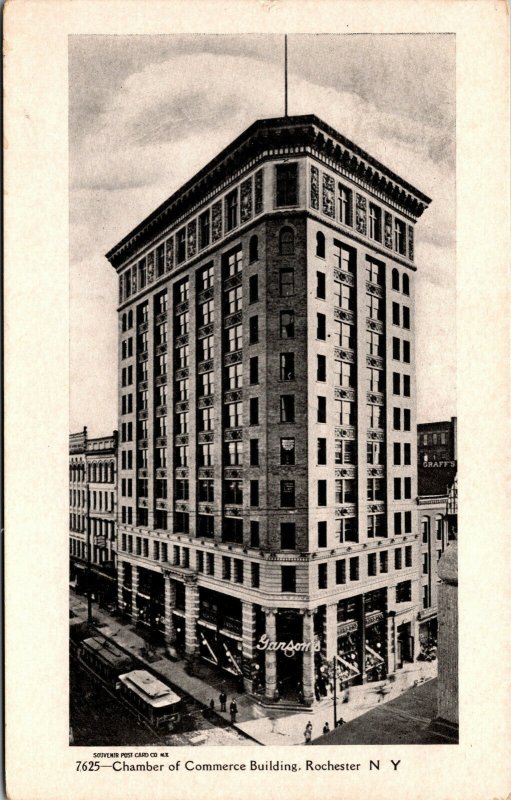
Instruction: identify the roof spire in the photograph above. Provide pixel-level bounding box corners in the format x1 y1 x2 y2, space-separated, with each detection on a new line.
284 34 288 117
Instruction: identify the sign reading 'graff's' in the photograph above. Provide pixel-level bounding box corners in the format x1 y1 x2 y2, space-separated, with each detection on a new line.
255 633 321 658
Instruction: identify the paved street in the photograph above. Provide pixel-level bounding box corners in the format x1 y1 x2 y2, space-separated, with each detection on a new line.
70 590 437 746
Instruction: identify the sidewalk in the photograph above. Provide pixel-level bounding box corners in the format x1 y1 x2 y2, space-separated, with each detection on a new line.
70 592 437 746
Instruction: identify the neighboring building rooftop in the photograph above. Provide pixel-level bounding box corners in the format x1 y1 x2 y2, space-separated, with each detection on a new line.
106 114 431 268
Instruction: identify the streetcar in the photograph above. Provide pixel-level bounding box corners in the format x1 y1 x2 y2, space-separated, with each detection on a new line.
78 635 135 687
117 670 182 731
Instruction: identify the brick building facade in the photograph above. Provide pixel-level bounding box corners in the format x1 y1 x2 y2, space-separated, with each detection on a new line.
106 115 431 704
69 427 118 603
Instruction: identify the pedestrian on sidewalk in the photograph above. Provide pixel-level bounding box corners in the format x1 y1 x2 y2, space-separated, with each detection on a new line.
229 699 238 723
219 690 227 712
209 699 215 711
323 722 330 735
304 721 312 744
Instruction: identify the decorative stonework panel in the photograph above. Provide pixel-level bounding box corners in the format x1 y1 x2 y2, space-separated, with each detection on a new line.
224 311 243 328
224 389 243 404
334 425 356 439
198 287 214 304
310 166 319 210
165 237 174 271
355 194 367 235
334 270 355 287
174 467 189 478
366 355 384 369
224 468 242 480
197 396 214 409
174 401 189 414
367 319 384 335
175 333 189 348
224 272 243 291
198 359 214 374
175 434 189 446
366 282 384 298
334 308 355 325
147 251 155 283
187 219 197 259
367 430 384 442
175 367 189 380
198 467 214 479
132 269 137 294
175 300 189 315
224 350 243 366
408 225 414 261
334 386 355 402
335 467 356 479
240 178 253 223
224 428 243 442
384 212 393 249
198 432 214 444
197 323 214 339
254 170 263 215
212 201 223 242
322 173 335 218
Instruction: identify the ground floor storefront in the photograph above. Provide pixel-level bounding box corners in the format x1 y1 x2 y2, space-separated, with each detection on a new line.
70 557 117 607
116 559 418 706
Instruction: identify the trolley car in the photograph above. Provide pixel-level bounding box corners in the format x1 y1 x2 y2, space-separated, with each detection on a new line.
79 635 135 687
117 670 181 731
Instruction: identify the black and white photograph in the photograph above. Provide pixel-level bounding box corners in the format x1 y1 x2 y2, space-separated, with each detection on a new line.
68 33 458 747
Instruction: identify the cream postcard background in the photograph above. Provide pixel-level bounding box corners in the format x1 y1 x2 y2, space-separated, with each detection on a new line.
4 2 510 799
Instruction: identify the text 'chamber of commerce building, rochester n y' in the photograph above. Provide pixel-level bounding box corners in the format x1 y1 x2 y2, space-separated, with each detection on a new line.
105 115 431 706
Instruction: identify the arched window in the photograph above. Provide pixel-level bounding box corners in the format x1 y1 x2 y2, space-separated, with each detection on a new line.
279 226 295 256
316 231 326 258
402 274 410 295
249 235 259 263
392 268 400 291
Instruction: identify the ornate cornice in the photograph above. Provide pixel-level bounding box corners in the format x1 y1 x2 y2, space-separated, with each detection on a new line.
106 115 431 269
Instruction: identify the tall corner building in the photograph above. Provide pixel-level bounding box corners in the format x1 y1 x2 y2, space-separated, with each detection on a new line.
105 115 431 705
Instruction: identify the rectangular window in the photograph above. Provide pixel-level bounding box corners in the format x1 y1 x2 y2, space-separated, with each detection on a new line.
318 521 327 548
317 354 326 382
394 478 402 500
394 512 402 535
176 228 186 263
404 443 411 465
251 563 260 588
423 553 429 574
403 409 411 431
280 310 295 338
198 480 214 502
393 337 401 360
405 545 412 567
393 372 401 395
318 479 327 507
317 438 327 465
403 340 411 363
249 274 259 304
226 363 243 389
396 581 412 603
250 439 259 466
281 522 296 550
338 185 352 225
393 407 401 430
394 442 401 465
403 375 411 397
366 258 383 285
281 566 297 593
335 360 353 389
225 441 242 466
225 188 238 231
379 551 388 573
279 269 294 296
275 162 298 207
234 559 244 584
249 315 259 344
395 549 402 570
317 313 326 340
368 553 377 577
226 324 242 353
336 559 346 585
226 286 243 315
404 477 412 499
250 397 259 425
318 563 328 590
249 356 259 385
369 204 382 241
349 557 359 581
316 271 326 299
280 395 295 423
280 352 295 381
224 249 242 278
392 302 400 326
250 521 260 547
394 219 406 254
280 480 295 508
222 557 232 581
199 212 211 250
280 437 295 465
207 553 215 575
317 396 326 423
404 510 412 533
402 306 410 329
250 480 259 507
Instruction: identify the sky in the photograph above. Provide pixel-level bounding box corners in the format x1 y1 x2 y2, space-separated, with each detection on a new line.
69 34 456 437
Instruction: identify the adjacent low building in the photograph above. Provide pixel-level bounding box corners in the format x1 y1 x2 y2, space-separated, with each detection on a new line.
69 427 118 604
417 418 457 647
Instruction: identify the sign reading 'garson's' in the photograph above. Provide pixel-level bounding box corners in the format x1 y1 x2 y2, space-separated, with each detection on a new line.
255 633 320 658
